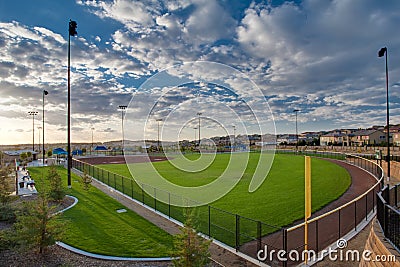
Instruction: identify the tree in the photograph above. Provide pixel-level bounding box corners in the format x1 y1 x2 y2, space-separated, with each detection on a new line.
20 152 28 163
47 150 52 157
172 209 211 267
0 166 13 204
0 151 4 166
47 166 65 202
80 170 92 191
0 166 16 222
13 194 64 253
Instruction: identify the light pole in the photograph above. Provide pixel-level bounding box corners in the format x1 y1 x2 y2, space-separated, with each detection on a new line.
67 19 77 187
38 127 42 154
91 127 94 155
378 47 390 182
197 112 202 148
194 127 197 143
28 111 38 151
293 109 300 153
156 119 163 152
232 125 236 152
42 90 48 166
118 105 127 154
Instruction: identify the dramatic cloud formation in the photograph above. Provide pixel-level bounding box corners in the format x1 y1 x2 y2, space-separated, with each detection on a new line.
1 0 400 144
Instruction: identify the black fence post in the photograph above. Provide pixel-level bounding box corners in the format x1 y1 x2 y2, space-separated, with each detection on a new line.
154 187 157 211
131 179 134 199
315 220 319 253
383 204 389 237
338 209 341 239
107 171 110 185
365 193 368 221
168 192 171 218
283 228 287 267
208 205 211 238
257 221 261 253
354 201 357 231
235 214 240 251
384 205 389 237
141 184 144 204
373 190 375 212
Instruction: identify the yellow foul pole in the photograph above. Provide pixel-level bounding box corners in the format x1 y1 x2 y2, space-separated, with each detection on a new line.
304 156 312 264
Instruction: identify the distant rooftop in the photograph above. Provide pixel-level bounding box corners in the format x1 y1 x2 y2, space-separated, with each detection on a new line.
4 150 38 156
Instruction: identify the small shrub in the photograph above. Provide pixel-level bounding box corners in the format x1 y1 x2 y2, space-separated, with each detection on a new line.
172 209 211 267
13 194 64 253
47 166 65 202
0 203 16 222
81 171 92 191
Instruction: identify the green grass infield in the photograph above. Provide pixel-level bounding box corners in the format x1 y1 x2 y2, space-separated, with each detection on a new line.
28 166 173 257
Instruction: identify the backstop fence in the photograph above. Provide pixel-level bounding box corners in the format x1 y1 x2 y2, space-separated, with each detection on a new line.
72 150 383 266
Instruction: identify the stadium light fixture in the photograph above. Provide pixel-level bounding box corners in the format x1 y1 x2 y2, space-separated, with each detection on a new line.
118 105 128 153
28 111 38 151
197 112 202 148
156 119 163 152
42 90 48 166
91 127 95 155
232 125 236 152
293 109 300 153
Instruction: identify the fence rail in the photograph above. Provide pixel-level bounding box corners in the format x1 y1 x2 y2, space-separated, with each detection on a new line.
376 183 400 253
72 150 382 266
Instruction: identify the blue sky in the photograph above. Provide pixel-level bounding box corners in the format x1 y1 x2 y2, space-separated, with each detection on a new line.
1 0 400 145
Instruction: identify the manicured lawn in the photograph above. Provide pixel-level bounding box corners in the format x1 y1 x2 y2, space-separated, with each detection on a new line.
93 153 351 245
28 167 173 257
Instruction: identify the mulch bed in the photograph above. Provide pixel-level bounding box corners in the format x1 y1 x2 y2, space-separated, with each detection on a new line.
0 245 172 267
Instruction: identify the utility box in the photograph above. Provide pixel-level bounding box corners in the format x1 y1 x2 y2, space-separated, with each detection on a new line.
375 150 382 160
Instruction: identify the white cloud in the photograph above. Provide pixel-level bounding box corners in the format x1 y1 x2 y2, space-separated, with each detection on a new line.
33 26 66 44
183 0 236 44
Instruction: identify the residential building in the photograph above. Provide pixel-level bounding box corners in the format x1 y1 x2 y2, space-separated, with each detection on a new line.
351 129 389 146
391 131 400 146
320 132 345 146
277 134 297 144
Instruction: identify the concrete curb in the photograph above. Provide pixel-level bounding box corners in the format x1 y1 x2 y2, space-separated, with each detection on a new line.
56 241 172 261
54 195 78 216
